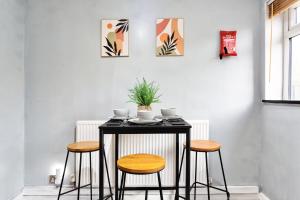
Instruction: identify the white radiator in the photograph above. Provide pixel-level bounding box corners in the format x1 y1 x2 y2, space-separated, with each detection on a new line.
75 120 209 187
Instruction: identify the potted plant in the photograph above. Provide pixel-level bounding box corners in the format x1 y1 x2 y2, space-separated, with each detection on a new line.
128 78 161 111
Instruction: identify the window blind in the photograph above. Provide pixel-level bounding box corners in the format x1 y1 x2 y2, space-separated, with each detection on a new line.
268 0 299 18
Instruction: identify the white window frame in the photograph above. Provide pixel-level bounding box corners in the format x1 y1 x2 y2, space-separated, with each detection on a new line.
283 3 300 100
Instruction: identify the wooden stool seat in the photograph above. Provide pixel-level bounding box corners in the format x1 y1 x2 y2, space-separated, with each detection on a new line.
117 154 165 174
184 140 221 152
67 141 100 153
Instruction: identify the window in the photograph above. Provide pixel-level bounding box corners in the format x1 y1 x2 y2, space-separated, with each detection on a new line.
265 1 300 101
285 4 300 100
290 35 300 99
297 7 300 23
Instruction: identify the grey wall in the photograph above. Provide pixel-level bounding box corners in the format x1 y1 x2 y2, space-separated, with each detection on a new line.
260 105 300 200
0 0 25 199
25 0 262 185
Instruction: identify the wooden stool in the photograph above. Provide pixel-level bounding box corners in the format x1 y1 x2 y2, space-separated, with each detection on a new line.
57 141 113 200
176 140 230 200
117 154 166 200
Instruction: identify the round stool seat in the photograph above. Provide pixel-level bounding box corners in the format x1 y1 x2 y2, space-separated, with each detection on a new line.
67 141 100 153
184 140 221 152
117 154 165 174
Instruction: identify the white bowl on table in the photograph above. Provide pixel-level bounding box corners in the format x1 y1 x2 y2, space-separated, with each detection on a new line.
113 109 129 118
161 108 176 117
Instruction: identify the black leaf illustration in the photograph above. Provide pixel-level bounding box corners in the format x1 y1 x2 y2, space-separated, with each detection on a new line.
116 22 125 26
169 44 176 49
163 45 167 52
171 32 174 41
159 31 178 56
116 19 129 33
105 37 113 49
103 46 114 53
116 27 122 33
122 25 127 33
163 41 168 49
104 38 121 56
114 42 117 54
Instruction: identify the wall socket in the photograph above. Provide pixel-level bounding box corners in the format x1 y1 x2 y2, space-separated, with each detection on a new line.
49 175 56 184
209 177 213 185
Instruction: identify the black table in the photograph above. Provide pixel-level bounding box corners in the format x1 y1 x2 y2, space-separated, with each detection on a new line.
99 119 192 200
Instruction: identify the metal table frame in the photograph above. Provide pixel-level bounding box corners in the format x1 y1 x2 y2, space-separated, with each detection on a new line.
99 120 192 200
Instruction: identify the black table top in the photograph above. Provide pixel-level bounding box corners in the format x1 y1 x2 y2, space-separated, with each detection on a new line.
99 118 192 134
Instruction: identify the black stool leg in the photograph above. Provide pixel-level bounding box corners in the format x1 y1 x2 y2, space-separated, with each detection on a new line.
218 150 230 199
178 147 186 182
205 152 210 200
194 152 198 200
89 152 93 200
145 190 148 200
119 173 125 200
175 147 185 199
57 150 69 200
157 172 164 200
78 152 83 200
104 149 113 200
121 173 126 200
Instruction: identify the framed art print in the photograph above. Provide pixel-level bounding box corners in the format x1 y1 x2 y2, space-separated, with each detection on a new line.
156 18 184 56
101 19 129 57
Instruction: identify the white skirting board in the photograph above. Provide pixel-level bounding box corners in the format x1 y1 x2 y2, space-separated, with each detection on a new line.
259 193 271 200
21 185 259 196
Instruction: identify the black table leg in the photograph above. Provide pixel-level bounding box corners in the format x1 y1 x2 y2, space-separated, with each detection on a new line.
175 133 179 200
115 134 119 200
185 129 191 200
99 129 104 200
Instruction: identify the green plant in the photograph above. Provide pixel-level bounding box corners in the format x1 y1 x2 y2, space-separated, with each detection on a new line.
128 78 161 106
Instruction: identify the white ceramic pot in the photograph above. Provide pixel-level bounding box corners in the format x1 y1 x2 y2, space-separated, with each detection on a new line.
137 110 153 120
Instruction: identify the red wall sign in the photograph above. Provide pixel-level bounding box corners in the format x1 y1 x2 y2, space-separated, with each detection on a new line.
219 31 237 59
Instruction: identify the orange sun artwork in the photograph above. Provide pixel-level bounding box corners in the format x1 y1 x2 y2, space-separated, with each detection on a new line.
107 23 113 29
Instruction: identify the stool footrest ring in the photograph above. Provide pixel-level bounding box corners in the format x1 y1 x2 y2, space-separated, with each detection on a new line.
196 181 229 194
104 194 114 200
177 181 230 199
59 183 91 196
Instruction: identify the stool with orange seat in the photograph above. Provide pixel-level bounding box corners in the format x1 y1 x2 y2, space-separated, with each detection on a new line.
117 153 166 200
176 140 230 200
57 141 113 200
